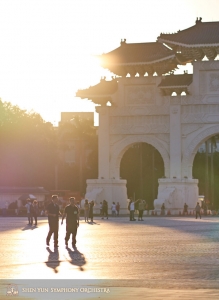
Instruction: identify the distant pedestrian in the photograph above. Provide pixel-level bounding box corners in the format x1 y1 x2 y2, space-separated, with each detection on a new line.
25 199 33 225
116 202 120 216
161 203 165 216
138 199 144 221
111 202 116 217
195 202 201 219
183 203 188 215
32 200 39 226
102 200 108 219
84 199 89 222
46 195 61 247
89 200 94 222
128 198 136 221
61 197 79 248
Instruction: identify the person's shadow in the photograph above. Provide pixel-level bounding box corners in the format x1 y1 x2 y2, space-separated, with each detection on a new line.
45 247 60 273
22 225 37 231
87 221 99 225
65 246 86 271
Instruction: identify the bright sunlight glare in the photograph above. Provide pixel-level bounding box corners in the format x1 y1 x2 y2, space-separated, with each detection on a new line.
0 0 219 125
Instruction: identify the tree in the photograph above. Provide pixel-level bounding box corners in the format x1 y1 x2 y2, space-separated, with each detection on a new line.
0 99 58 188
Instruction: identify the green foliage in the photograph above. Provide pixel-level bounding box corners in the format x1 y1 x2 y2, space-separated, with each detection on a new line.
0 101 97 193
0 99 57 188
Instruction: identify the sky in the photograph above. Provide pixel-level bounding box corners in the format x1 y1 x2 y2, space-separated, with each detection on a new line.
0 0 219 125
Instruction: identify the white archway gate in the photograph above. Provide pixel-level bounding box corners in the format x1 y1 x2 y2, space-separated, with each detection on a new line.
85 61 219 214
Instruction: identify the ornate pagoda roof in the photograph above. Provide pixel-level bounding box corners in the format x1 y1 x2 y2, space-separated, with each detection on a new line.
158 18 219 47
158 73 193 96
76 78 118 105
101 41 174 64
99 40 187 76
158 73 193 87
158 18 219 61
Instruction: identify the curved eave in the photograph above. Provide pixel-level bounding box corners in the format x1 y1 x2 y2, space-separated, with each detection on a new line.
159 85 191 88
77 94 112 99
76 94 112 105
158 38 219 49
101 54 176 67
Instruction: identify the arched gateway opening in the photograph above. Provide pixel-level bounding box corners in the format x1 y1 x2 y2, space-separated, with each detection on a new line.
193 134 219 210
120 142 164 209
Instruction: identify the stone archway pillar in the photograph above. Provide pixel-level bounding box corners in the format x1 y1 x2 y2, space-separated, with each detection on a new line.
169 103 181 178
153 101 199 214
154 178 199 214
85 179 128 214
97 107 110 179
85 106 129 214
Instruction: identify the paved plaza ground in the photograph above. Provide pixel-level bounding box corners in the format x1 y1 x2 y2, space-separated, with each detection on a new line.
0 215 219 299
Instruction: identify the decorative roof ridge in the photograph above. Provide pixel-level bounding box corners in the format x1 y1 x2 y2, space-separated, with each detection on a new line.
103 54 176 66
100 40 171 57
158 18 219 37
157 39 219 48
119 41 163 46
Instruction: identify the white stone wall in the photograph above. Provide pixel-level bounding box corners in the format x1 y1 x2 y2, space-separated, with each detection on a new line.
87 61 219 212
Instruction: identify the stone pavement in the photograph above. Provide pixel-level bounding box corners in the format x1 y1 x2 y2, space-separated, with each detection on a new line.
0 216 219 299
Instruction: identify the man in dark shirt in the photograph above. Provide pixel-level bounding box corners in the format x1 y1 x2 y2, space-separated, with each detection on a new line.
46 195 61 247
61 197 79 248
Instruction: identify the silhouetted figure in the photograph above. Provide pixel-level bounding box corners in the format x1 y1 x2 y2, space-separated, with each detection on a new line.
61 197 79 247
138 199 144 221
25 198 33 225
195 202 201 219
183 203 188 215
32 200 39 225
102 200 108 219
84 199 89 222
46 195 61 247
161 203 165 216
89 200 94 222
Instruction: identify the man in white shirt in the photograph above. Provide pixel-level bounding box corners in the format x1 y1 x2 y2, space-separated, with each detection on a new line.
128 199 136 221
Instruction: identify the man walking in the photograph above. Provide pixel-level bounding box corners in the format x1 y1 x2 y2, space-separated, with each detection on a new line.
195 202 201 219
61 197 79 248
183 203 188 215
102 200 108 220
46 195 61 247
